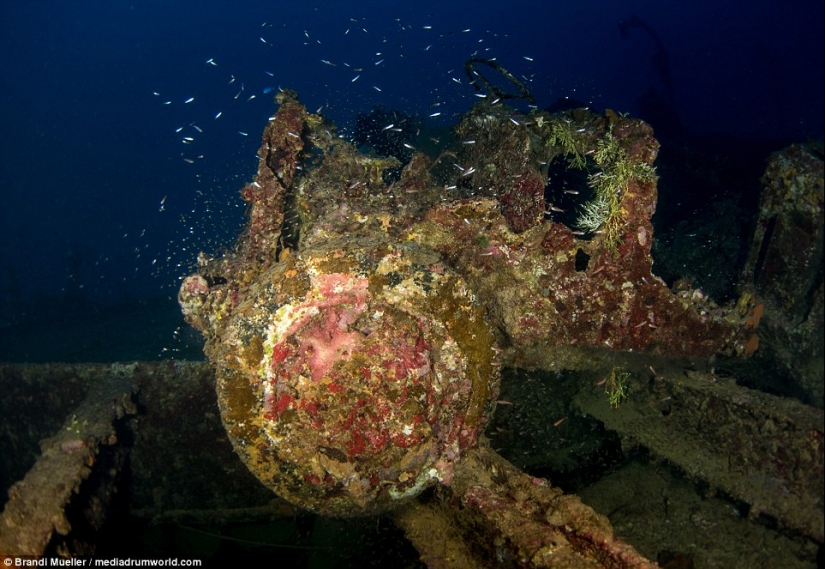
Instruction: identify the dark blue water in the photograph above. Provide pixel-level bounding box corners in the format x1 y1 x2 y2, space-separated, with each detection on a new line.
0 0 822 358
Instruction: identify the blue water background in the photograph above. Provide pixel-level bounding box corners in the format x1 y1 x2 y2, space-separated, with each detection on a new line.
0 0 822 352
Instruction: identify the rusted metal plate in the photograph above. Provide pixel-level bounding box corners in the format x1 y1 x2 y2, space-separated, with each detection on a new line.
575 363 824 542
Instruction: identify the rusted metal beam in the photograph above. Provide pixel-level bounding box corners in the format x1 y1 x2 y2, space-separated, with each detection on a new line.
574 362 824 543
0 363 138 555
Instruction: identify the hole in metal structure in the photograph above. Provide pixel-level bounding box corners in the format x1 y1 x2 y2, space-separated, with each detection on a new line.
543 156 598 236
575 249 590 272
752 213 776 286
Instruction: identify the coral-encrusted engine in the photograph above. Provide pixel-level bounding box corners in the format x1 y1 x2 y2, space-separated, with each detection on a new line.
180 232 498 515
180 88 754 517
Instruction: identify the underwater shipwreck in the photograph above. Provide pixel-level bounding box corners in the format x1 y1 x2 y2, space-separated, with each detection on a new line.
1 62 823 567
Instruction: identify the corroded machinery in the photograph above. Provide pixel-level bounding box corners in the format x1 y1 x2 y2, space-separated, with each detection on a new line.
2 76 822 567
172 82 813 565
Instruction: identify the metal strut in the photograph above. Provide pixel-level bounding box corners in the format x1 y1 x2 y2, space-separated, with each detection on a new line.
464 57 536 104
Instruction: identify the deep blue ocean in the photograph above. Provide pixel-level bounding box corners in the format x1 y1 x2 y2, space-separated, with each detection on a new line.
1 2 823 565
0 0 822 358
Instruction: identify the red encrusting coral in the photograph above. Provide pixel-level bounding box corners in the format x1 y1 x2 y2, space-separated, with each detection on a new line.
499 169 545 233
